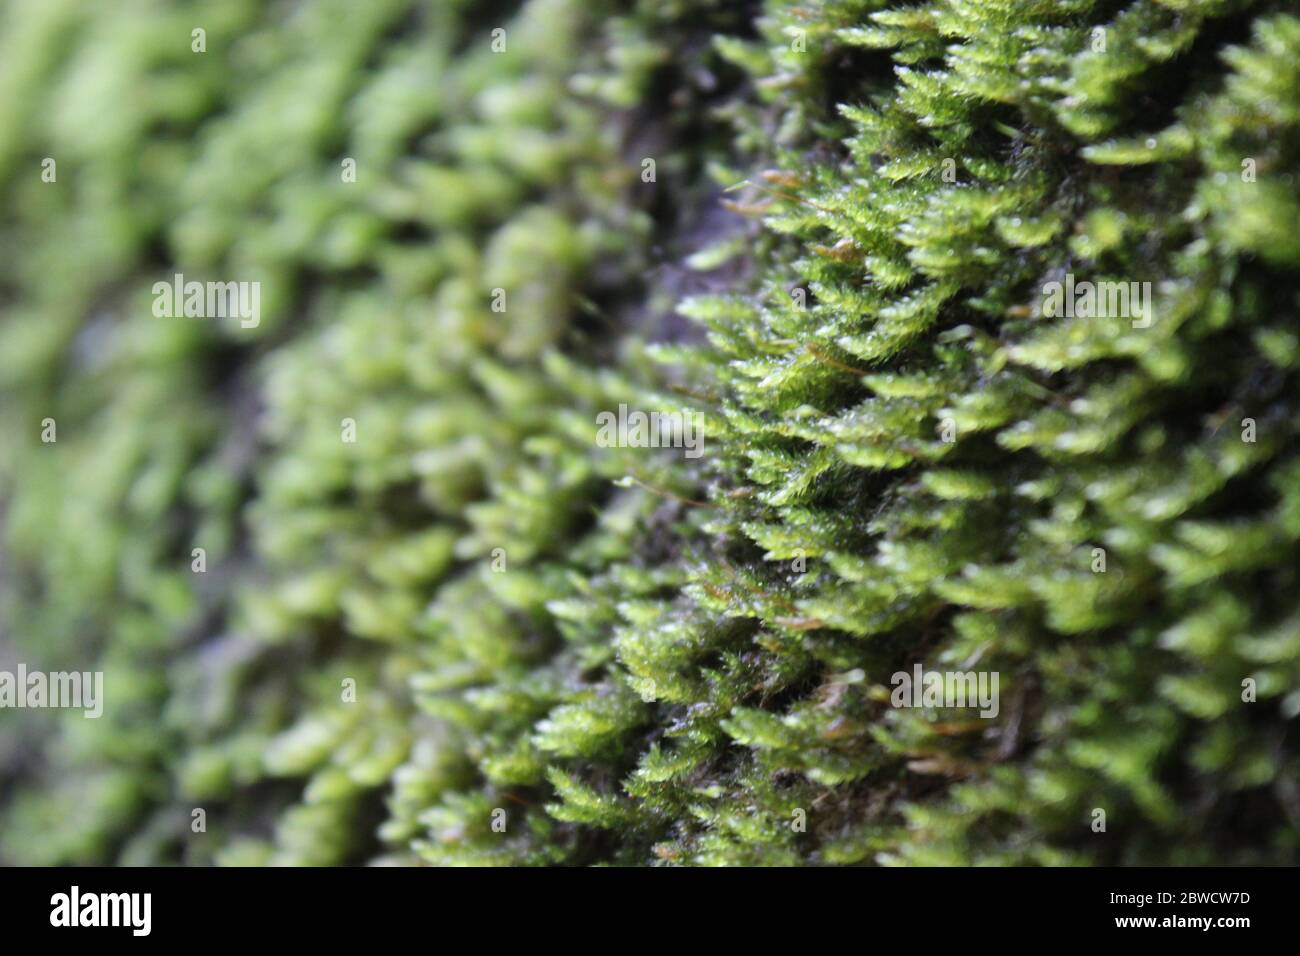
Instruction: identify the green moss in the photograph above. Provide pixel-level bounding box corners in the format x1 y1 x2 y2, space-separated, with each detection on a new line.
2 0 1299 866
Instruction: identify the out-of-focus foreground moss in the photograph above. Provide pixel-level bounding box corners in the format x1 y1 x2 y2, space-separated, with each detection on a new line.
1 0 1298 865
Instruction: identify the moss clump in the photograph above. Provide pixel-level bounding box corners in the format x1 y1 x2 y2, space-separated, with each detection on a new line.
2 0 1299 865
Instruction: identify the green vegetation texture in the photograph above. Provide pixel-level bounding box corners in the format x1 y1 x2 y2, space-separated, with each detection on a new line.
1 0 1298 865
